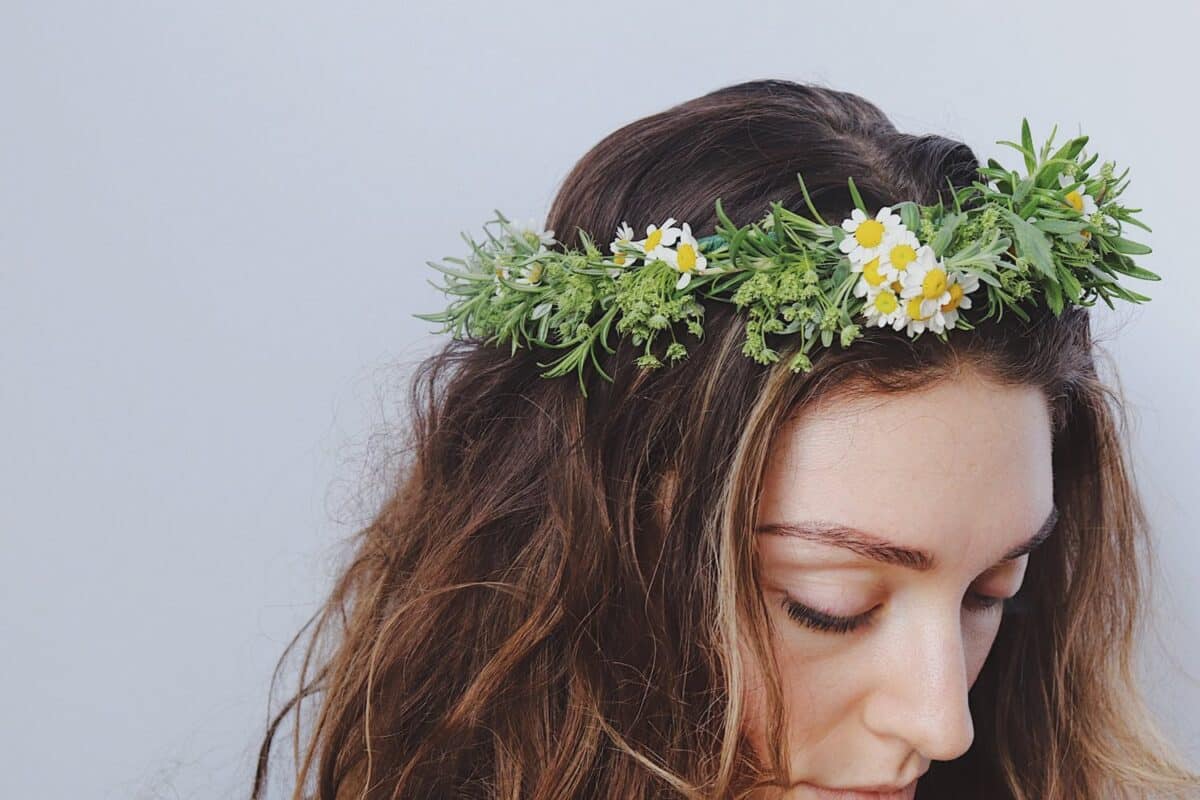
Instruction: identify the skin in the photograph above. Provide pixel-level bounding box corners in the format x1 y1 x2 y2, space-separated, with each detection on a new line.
739 367 1055 799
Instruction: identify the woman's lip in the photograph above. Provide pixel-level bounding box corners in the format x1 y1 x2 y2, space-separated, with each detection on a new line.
798 777 918 799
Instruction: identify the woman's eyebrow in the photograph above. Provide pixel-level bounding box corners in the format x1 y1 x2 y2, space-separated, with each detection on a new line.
755 505 1060 572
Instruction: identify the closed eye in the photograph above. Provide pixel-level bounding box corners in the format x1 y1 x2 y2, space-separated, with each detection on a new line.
782 590 1022 635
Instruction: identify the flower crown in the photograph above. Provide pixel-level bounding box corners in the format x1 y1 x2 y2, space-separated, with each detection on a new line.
416 119 1156 396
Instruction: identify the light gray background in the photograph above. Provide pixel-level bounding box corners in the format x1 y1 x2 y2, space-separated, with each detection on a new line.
2 2 1197 798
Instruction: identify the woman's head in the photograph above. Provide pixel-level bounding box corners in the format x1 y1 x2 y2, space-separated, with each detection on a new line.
254 80 1198 799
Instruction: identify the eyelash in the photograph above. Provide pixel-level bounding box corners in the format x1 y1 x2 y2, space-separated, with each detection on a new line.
782 591 1019 635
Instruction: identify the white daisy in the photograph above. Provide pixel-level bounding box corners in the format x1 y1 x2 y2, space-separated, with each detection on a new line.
656 222 710 290
1058 172 1098 217
839 206 904 264
929 271 980 331
513 260 545 285
639 217 683 261
503 217 557 249
852 255 892 299
861 287 905 329
608 221 643 270
878 229 922 281
899 245 953 320
900 293 938 336
492 263 511 296
1059 172 1115 242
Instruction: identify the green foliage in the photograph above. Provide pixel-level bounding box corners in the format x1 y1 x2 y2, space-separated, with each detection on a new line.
415 120 1156 395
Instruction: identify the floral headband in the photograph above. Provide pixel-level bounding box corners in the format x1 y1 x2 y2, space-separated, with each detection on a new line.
416 119 1155 396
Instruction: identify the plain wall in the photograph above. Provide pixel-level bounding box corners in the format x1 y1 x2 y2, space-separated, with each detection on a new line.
2 1 1196 797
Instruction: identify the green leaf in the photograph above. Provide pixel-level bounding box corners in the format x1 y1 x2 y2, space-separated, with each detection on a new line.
997 139 1036 175
795 172 830 227
941 176 963 214
1039 123 1059 162
729 225 750 261
1002 209 1058 281
1012 176 1035 206
986 159 1013 194
714 197 737 236
1106 282 1153 303
846 176 867 213
425 259 483 281
1119 214 1153 233
897 201 921 233
1048 134 1089 166
1109 236 1152 255
1017 197 1041 221
1035 157 1078 190
1037 135 1089 189
1057 265 1083 303
1109 260 1161 281
930 212 964 257
1020 118 1037 174
1043 279 1064 315
1033 218 1087 235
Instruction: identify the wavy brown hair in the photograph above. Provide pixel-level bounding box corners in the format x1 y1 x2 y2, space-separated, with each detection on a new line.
251 79 1199 799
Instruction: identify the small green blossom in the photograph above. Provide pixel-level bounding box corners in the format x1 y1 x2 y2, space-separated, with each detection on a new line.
920 217 937 244
635 353 663 370
788 351 813 373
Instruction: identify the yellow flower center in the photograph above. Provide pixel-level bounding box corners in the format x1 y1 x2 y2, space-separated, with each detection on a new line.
941 282 964 311
645 228 663 251
676 242 697 272
1066 190 1084 213
494 266 505 278
889 243 917 271
527 263 543 283
614 252 629 265
906 297 930 320
922 268 947 299
862 257 885 286
873 291 899 315
890 279 903 293
855 219 885 248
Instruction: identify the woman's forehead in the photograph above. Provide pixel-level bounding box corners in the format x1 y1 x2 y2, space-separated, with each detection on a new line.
759 374 1054 569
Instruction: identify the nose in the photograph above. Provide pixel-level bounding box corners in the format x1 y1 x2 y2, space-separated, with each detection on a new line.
860 610 976 761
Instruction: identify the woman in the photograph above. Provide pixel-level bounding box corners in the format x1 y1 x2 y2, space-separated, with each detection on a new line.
252 80 1200 798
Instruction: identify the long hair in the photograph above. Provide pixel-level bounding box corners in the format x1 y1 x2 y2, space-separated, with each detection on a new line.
252 79 1200 799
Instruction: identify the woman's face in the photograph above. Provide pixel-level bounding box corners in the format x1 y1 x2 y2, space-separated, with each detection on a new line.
740 368 1056 799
